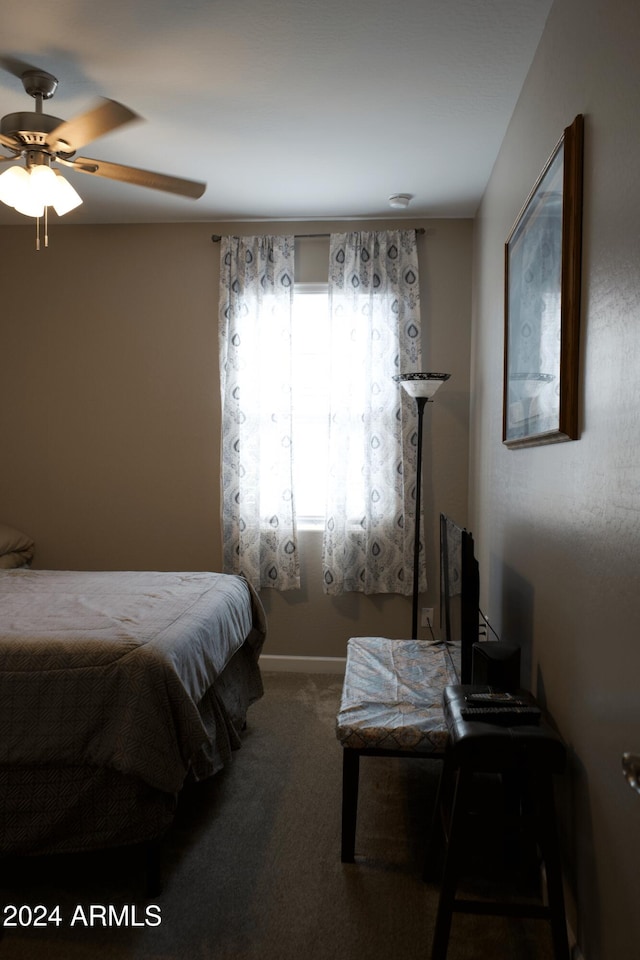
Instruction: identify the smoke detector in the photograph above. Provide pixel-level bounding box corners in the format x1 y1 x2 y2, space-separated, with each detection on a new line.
388 193 412 209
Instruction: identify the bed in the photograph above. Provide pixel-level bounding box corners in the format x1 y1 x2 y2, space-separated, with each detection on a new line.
0 526 267 856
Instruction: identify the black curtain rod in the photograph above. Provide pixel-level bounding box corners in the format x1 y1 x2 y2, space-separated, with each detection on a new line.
211 228 425 242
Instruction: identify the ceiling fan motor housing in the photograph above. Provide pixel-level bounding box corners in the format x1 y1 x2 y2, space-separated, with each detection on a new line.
0 71 69 155
0 112 64 148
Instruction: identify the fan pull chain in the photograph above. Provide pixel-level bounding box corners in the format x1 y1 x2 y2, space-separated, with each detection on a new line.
34 211 50 251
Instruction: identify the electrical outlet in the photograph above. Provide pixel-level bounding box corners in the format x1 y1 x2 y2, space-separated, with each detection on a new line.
421 607 434 627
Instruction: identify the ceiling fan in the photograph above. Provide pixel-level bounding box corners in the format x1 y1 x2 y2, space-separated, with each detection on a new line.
0 68 206 244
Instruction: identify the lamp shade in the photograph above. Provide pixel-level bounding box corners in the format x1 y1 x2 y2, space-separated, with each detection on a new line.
0 165 29 202
30 164 59 206
393 372 451 398
52 171 83 215
0 165 37 213
10 170 45 218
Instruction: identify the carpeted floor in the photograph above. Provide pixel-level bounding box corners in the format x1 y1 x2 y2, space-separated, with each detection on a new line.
0 671 554 959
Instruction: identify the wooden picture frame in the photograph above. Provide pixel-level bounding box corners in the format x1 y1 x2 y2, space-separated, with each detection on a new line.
503 114 584 448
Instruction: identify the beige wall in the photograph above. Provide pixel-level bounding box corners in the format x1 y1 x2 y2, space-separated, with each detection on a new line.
0 216 472 657
0 223 222 571
470 1 640 957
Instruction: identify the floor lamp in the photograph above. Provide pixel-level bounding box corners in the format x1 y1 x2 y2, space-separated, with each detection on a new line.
394 372 451 639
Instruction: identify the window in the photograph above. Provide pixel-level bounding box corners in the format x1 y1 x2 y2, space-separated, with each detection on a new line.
291 283 330 525
288 282 383 528
220 230 421 593
256 280 371 528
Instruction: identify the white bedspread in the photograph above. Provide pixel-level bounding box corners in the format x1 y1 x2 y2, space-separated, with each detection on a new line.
0 569 266 793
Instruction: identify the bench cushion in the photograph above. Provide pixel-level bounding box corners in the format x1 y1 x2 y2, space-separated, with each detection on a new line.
336 637 457 753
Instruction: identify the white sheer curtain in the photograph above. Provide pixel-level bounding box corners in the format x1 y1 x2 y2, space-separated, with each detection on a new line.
218 235 300 591
321 230 425 595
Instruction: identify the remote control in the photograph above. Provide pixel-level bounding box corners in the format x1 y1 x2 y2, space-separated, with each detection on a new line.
466 691 526 705
460 705 541 725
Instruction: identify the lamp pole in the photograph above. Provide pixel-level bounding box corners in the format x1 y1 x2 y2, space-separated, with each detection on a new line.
394 372 451 641
411 395 428 640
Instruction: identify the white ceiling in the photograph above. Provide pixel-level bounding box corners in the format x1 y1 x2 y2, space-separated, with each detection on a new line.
0 0 552 226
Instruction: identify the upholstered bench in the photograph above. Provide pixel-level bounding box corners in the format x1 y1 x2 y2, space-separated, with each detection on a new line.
336 636 458 862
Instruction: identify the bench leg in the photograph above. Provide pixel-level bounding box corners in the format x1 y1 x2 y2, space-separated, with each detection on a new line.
431 767 468 960
341 749 360 862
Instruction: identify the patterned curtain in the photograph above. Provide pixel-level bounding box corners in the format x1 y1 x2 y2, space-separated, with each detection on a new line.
218 235 300 591
321 230 424 595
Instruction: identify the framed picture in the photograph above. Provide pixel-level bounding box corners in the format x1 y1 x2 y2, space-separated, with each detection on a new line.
503 114 584 447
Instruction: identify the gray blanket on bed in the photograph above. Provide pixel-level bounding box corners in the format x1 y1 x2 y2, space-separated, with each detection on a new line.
0 570 266 793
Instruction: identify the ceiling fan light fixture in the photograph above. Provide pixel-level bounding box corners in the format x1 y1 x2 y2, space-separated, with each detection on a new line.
0 162 82 219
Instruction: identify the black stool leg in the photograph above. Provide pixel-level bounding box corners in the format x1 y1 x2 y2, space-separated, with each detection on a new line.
424 753 451 882
537 775 570 960
431 767 469 960
341 749 360 862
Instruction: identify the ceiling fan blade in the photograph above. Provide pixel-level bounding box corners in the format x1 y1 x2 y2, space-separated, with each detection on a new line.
73 156 206 199
0 132 20 151
45 99 140 153
0 56 39 80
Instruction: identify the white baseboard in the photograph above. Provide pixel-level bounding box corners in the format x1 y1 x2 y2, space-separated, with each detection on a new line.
260 654 346 674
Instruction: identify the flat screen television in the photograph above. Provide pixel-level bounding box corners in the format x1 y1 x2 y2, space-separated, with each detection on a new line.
440 513 480 683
